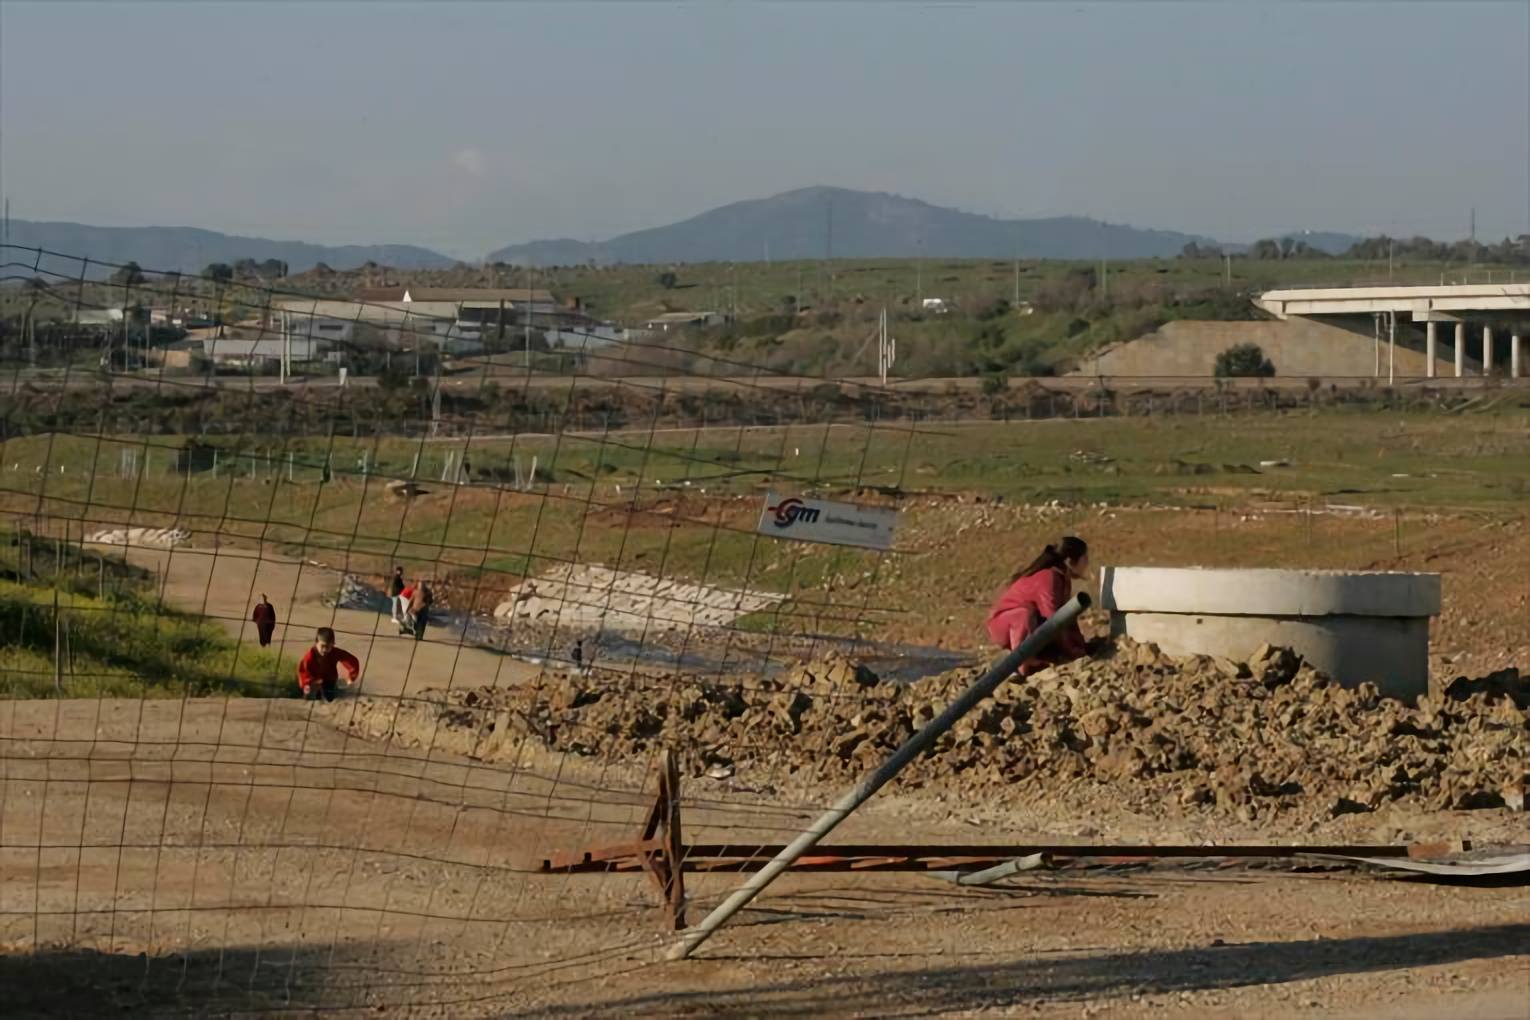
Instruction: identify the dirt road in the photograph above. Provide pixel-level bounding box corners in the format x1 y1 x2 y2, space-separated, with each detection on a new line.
2 697 1526 1018
107 542 540 700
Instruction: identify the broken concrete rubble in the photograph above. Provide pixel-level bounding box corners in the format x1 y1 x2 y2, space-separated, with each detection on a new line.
330 639 1526 826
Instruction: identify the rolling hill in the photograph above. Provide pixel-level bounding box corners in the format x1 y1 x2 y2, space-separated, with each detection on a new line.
2 220 455 277
487 186 1219 266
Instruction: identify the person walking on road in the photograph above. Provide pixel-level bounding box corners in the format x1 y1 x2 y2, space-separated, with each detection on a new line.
252 594 277 648
985 536 1091 675
296 626 361 701
406 580 434 641
388 566 407 624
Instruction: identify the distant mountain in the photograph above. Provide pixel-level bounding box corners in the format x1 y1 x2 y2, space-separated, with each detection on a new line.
487 186 1218 266
3 220 455 277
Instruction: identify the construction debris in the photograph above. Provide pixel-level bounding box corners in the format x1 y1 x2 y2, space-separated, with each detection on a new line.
330 640 1526 826
86 526 190 549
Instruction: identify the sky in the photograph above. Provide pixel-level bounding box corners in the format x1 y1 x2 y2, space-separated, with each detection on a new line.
2 1 1527 258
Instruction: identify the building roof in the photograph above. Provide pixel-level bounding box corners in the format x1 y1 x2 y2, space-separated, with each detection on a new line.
354 287 409 302
643 311 718 324
273 298 457 324
408 287 556 304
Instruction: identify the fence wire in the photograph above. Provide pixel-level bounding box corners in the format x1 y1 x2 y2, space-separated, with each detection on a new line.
0 244 1511 1015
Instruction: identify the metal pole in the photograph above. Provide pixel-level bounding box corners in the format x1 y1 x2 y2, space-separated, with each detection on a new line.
666 593 1092 961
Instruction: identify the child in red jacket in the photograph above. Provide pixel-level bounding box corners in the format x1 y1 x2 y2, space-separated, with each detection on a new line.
296 627 361 701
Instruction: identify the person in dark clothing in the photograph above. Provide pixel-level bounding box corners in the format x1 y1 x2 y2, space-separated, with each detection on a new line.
387 566 406 625
407 581 434 641
571 638 584 671
252 594 277 648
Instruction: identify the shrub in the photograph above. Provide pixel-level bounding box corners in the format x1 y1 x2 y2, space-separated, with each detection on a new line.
1214 343 1276 378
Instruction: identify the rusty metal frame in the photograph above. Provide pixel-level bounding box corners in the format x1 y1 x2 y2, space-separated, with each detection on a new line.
541 748 688 929
538 751 1468 929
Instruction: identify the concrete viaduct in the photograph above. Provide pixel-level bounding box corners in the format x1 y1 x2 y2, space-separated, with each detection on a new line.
1255 284 1529 379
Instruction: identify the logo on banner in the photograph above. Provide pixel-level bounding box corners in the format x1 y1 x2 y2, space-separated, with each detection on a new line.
766 497 820 528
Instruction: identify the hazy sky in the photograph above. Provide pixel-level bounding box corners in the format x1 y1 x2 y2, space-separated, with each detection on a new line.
2 1 1527 257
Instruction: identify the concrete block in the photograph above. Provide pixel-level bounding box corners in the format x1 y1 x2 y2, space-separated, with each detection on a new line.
1099 567 1441 701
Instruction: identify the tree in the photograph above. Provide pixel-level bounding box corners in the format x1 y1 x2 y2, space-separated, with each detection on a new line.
110 261 145 286
1214 343 1275 378
656 271 679 290
1180 242 1222 259
1249 239 1282 261
204 263 234 283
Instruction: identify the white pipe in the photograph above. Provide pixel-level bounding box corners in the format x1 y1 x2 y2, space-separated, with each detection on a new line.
666 593 1092 960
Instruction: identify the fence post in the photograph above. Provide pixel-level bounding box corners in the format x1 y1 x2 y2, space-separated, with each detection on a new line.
53 587 62 696
666 593 1092 960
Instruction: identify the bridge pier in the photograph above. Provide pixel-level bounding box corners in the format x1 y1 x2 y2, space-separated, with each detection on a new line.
1454 322 1466 378
1482 325 1494 376
1513 332 1522 379
1425 322 1437 378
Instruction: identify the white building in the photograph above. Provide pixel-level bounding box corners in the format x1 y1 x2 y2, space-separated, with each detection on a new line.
272 298 484 356
640 311 725 332
201 335 324 367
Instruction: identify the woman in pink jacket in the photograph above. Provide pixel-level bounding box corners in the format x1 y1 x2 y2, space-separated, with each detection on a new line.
986 536 1090 673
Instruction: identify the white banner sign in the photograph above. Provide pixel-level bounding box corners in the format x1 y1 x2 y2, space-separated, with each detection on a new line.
757 492 898 550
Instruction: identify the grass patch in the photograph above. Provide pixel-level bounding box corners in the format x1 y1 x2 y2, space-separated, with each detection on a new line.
0 531 291 698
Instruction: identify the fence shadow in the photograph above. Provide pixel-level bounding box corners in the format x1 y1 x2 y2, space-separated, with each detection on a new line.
0 942 378 1018
532 922 1530 1018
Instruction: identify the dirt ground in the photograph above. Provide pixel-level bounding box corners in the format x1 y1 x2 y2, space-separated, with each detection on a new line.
109 543 543 700
1 697 1527 1018
2 494 1522 1017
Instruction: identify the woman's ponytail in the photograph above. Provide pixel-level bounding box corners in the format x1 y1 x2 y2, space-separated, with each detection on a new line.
1010 536 1087 582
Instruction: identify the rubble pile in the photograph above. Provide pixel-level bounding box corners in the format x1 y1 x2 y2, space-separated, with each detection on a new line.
349 641 1527 822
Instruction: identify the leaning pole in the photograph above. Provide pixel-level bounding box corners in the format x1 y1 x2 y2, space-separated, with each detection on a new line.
667 592 1092 960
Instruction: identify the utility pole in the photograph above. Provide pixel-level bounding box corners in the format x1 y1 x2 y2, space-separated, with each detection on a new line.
825 198 834 301
825 197 833 262
877 307 896 385
1012 257 1020 307
1224 253 1232 286
1098 218 1108 300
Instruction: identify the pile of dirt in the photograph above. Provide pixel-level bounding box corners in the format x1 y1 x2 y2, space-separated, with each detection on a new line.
331 641 1526 825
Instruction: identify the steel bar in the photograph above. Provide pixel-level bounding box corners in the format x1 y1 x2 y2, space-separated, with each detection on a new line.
665 593 1092 960
548 841 1446 875
673 841 1429 860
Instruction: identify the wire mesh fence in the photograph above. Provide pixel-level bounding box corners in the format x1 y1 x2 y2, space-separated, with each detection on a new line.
0 244 1523 1014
